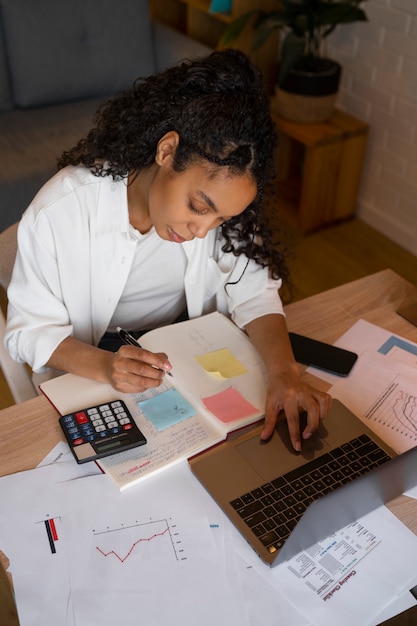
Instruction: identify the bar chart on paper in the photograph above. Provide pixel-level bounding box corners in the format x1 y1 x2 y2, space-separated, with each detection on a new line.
35 514 62 555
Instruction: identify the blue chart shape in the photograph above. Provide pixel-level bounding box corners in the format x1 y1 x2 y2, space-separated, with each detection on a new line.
209 0 232 13
138 388 196 431
378 336 417 356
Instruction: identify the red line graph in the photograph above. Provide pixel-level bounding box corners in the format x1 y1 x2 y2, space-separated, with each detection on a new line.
96 527 169 563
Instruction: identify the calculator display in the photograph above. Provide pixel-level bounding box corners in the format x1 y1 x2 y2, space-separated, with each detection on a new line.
59 400 147 464
96 439 125 452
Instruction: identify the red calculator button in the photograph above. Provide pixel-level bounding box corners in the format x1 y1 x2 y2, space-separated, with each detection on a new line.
123 423 133 430
75 412 89 424
73 437 84 446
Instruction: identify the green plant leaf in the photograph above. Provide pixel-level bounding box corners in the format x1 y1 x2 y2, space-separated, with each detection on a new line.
219 0 369 84
219 11 258 47
252 13 291 49
316 4 368 25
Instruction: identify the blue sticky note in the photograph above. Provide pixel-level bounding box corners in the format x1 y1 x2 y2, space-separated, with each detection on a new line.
209 0 232 14
138 388 196 431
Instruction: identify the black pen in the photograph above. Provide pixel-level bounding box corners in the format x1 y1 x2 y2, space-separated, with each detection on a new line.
116 326 173 376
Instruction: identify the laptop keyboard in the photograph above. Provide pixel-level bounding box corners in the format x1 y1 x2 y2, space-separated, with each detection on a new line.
230 434 391 555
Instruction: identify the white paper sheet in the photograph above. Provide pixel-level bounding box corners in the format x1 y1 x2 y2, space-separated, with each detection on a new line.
268 506 417 626
0 459 307 626
2 445 417 625
0 463 82 626
58 467 249 626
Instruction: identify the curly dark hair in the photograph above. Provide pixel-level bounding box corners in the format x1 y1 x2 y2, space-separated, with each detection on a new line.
58 48 288 282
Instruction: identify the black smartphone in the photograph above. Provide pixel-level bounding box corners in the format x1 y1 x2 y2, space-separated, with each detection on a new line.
289 332 358 377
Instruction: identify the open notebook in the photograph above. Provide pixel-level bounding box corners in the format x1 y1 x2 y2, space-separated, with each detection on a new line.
40 312 268 490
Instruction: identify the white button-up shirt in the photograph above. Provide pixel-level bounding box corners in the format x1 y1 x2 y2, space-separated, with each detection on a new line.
5 166 283 372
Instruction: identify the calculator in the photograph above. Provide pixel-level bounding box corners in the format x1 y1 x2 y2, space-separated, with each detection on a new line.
59 399 147 464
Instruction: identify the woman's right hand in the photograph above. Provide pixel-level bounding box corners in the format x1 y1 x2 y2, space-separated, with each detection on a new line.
108 345 172 393
46 337 172 393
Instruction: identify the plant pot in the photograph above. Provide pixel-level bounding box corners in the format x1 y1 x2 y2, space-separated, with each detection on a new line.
275 59 342 124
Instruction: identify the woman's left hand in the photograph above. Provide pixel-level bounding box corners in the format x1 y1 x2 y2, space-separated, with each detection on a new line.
245 314 332 452
261 366 332 451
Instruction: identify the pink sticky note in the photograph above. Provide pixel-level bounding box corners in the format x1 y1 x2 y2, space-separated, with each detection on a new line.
202 386 259 423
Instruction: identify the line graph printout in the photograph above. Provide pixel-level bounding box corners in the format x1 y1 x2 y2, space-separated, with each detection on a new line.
92 517 184 566
365 380 417 441
63 481 209 586
0 461 247 626
59 467 247 626
330 352 417 453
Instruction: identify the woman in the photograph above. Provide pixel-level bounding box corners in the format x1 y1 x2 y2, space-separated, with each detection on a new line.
5 49 331 450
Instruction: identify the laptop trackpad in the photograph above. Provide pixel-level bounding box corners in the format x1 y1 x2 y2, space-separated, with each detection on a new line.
235 418 330 482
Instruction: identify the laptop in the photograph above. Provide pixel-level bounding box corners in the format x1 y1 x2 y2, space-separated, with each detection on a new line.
189 399 417 566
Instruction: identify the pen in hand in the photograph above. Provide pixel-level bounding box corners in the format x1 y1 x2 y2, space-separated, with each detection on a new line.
116 326 173 376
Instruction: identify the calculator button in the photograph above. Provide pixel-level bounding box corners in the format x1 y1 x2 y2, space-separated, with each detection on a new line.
119 417 131 425
75 412 89 424
99 404 110 411
107 421 118 429
72 437 84 446
92 419 103 427
123 423 133 430
110 427 121 434
95 425 106 432
87 408 98 415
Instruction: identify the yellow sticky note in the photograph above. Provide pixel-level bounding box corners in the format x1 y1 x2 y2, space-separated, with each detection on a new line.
195 348 247 379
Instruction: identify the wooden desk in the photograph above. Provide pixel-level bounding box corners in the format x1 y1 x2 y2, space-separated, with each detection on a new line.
1 269 417 530
1 269 417 625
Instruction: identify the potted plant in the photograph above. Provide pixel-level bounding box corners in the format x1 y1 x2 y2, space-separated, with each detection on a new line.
221 0 368 123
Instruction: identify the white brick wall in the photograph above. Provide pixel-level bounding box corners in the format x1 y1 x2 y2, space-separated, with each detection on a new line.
327 0 417 256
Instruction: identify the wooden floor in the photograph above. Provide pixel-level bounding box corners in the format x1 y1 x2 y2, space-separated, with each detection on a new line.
265 213 417 304
1 217 417 412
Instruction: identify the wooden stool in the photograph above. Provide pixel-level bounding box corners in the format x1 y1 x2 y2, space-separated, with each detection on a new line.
271 107 369 233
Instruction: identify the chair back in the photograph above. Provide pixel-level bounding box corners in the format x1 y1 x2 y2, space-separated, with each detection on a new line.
0 223 38 402
0 223 18 290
